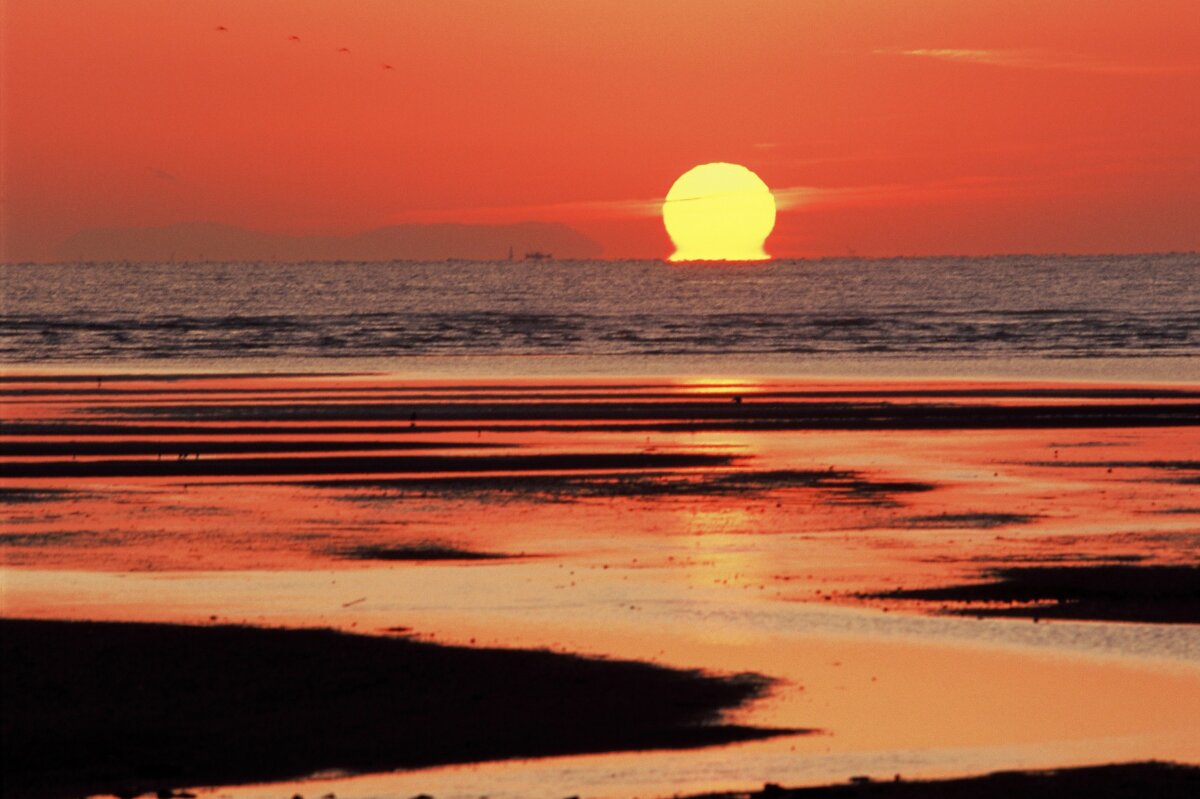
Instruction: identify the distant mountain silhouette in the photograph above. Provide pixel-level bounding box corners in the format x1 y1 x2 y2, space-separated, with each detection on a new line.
59 221 602 262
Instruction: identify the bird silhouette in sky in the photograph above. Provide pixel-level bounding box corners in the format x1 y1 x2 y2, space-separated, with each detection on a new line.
210 25 401 78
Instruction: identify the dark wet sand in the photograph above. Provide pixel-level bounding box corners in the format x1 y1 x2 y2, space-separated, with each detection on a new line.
0 439 510 457
4 400 1195 439
0 619 792 799
307 469 935 505
334 542 515 560
4 374 1199 796
686 762 1200 799
868 565 1200 623
0 451 732 479
0 372 363 383
71 398 1200 428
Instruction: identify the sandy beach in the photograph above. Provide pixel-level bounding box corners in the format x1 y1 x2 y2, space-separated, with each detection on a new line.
3 371 1199 798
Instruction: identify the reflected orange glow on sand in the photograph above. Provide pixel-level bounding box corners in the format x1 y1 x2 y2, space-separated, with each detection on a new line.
673 377 767 395
6 566 1198 752
3 373 1199 795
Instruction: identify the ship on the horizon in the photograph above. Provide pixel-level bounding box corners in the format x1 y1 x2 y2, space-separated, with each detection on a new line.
524 250 552 260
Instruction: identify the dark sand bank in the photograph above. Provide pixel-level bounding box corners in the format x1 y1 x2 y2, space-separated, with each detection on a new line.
1028 460 1200 486
0 439 509 457
868 565 1200 623
685 762 1200 799
0 487 78 504
5 396 1199 439
1 422 520 436
317 469 934 506
0 530 103 547
333 542 515 561
0 619 793 799
82 399 1200 429
0 451 732 479
899 512 1040 529
1033 460 1200 470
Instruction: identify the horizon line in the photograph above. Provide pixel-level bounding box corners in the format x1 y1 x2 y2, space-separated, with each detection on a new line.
3 250 1197 267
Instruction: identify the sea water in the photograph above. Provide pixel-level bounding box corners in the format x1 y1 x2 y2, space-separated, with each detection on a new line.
2 254 1198 379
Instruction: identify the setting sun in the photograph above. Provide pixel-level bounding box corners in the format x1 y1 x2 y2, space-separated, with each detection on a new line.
663 163 776 262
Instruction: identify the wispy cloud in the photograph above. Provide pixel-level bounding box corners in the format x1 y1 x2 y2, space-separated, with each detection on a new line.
875 48 1199 76
774 174 1037 212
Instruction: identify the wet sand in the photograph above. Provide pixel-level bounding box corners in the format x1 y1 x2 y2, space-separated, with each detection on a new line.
866 565 1200 623
1 618 786 799
687 762 1200 799
19 400 1200 430
2 372 1199 797
0 451 732 479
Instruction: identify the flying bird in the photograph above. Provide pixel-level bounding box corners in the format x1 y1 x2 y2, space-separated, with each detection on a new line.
215 25 227 32
288 35 301 41
383 63 394 70
338 47 351 53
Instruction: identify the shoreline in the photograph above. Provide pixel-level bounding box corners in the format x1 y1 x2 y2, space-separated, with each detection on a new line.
2 354 1198 384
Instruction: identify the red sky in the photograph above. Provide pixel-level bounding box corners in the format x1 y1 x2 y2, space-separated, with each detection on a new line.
3 0 1198 260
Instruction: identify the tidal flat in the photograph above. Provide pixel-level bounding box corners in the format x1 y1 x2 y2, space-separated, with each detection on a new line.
2 372 1199 798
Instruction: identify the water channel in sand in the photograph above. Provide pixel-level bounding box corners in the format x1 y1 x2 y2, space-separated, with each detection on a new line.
7 564 1199 798
2 374 1198 797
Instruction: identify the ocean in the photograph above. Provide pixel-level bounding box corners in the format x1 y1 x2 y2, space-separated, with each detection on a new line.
3 253 1198 380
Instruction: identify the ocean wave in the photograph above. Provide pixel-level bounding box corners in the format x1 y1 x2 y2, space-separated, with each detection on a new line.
2 255 1197 363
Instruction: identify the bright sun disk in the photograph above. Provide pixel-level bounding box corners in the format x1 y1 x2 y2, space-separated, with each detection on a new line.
662 162 776 262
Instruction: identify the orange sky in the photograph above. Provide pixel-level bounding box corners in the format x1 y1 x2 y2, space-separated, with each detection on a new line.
3 0 1198 261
